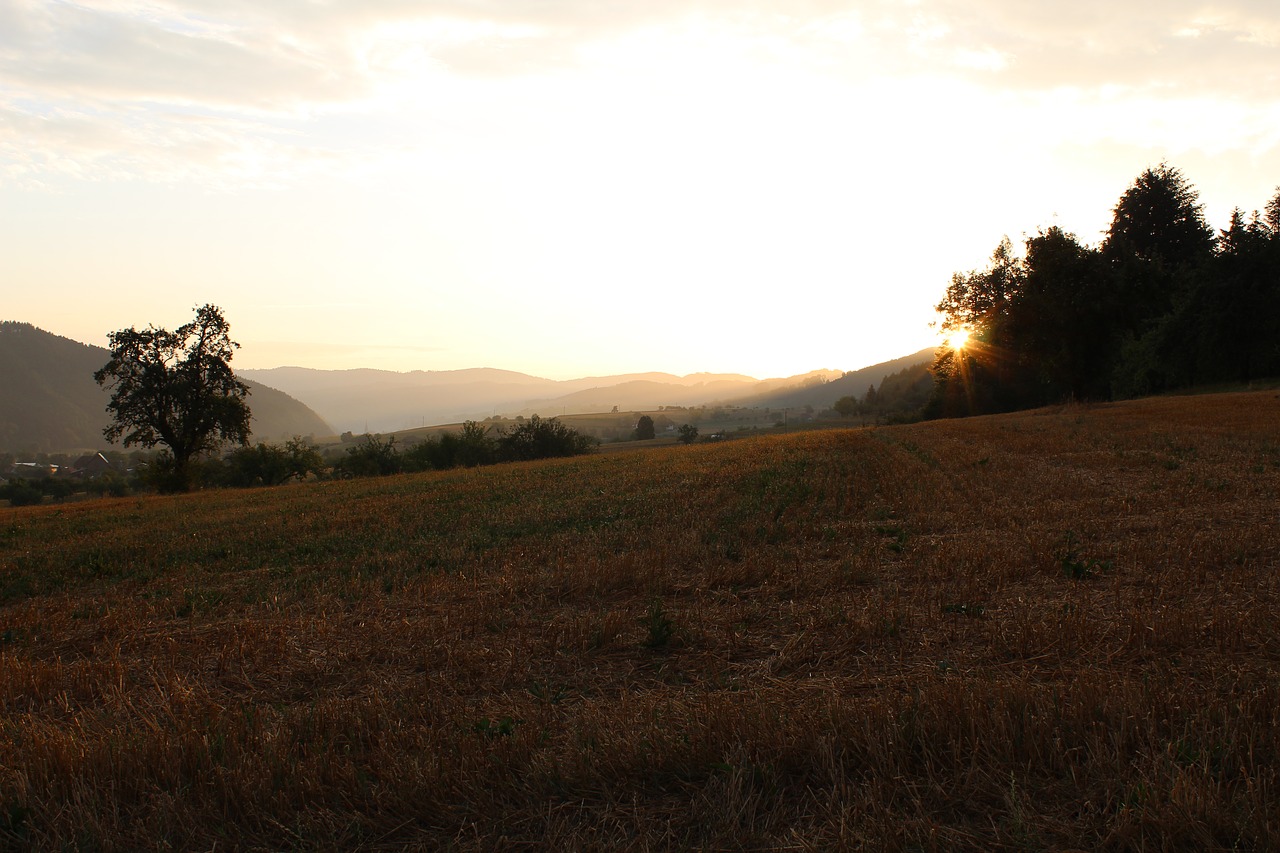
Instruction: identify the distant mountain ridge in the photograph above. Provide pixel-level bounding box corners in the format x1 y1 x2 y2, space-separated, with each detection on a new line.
3 318 939 450
0 322 334 454
239 365 850 433
726 348 939 412
240 350 939 435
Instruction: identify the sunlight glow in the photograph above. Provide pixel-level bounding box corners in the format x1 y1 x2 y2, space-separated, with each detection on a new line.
947 328 972 351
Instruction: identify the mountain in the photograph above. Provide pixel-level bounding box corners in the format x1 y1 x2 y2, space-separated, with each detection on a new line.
724 348 939 412
238 367 558 433
0 322 334 454
238 366 845 433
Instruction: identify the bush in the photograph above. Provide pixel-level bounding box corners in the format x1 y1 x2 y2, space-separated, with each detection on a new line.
456 421 497 467
42 478 75 501
400 438 443 473
337 435 401 478
85 472 132 498
496 416 597 462
403 422 495 472
1 479 43 507
222 438 325 487
137 451 193 494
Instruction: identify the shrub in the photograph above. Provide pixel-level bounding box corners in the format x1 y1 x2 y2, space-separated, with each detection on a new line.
1 479 43 507
404 422 496 472
337 435 402 478
137 451 190 494
42 479 75 501
496 416 597 462
85 472 131 498
223 438 325 487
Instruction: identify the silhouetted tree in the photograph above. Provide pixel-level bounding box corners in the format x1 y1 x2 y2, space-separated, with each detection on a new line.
929 238 1030 415
94 305 250 492
935 237 1023 338
1103 163 1215 269
634 415 656 440
1265 186 1280 234
1011 227 1113 400
677 423 699 444
1102 163 1215 334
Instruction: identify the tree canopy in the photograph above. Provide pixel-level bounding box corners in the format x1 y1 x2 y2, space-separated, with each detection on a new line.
1102 163 1215 270
94 305 251 491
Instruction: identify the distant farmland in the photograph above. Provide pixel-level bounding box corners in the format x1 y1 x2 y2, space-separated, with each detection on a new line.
2 391 1278 850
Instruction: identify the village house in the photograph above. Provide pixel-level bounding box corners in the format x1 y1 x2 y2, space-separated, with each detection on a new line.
67 452 114 478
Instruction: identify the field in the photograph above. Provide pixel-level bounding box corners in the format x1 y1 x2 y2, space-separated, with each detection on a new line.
2 391 1279 850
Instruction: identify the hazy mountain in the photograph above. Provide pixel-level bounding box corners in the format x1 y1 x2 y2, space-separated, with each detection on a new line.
0 322 333 454
511 371 847 418
724 348 939 411
239 365 845 433
239 367 563 433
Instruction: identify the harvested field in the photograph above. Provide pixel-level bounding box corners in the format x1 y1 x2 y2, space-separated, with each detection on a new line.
2 391 1279 850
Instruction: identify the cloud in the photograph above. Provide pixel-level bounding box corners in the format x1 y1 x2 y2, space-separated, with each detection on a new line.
0 1 366 109
1 0 1278 190
0 99 348 188
11 2 1271 107
914 1 1280 96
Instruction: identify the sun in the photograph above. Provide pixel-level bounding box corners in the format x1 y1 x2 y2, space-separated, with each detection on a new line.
946 328 972 351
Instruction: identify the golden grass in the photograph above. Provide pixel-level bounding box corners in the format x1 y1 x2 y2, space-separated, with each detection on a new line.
2 390 1279 850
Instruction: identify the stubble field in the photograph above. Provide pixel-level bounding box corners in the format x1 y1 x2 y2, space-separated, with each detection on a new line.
2 391 1278 850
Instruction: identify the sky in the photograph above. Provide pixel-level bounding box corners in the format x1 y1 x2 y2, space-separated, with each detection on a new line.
3 1 1279 380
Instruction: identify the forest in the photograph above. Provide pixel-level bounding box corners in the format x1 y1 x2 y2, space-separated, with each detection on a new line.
929 164 1280 416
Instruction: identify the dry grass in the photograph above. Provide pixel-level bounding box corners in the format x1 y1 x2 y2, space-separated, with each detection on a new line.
2 390 1279 851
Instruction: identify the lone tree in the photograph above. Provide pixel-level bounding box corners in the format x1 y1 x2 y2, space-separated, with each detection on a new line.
832 396 858 418
94 304 251 491
634 415 656 440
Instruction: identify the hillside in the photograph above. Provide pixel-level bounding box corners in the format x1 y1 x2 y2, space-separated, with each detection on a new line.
2 390 1277 849
510 371 843 418
240 365 843 433
0 322 333 453
727 346 938 411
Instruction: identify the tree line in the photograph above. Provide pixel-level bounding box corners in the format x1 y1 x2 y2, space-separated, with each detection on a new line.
929 164 1280 417
831 362 935 424
334 416 597 478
